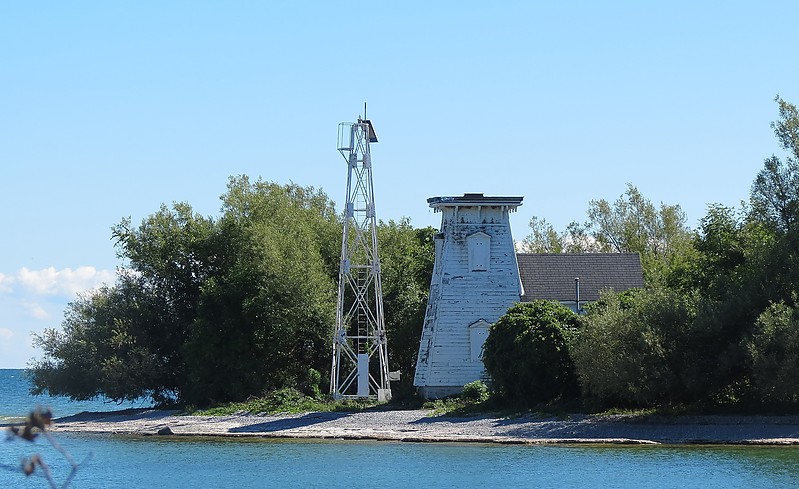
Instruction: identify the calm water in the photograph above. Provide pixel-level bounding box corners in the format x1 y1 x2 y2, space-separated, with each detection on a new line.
0 369 152 422
3 369 799 488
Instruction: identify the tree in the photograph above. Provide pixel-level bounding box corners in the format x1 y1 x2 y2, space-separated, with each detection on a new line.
32 279 182 404
749 98 799 307
688 204 750 300
585 183 693 285
676 99 799 407
772 96 799 160
750 156 799 234
180 177 339 404
482 301 580 406
30 177 341 406
513 99 799 410
519 184 693 285
32 203 215 404
692 99 799 314
745 296 799 405
519 216 565 253
572 288 697 407
377 220 436 398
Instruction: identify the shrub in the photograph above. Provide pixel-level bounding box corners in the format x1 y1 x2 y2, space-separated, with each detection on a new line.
572 288 696 407
482 301 580 406
461 380 489 403
745 296 799 405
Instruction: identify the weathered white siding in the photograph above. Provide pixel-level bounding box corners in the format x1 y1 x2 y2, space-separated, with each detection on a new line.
414 198 522 398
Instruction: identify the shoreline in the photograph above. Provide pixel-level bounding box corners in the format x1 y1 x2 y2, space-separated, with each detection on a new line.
36 409 799 446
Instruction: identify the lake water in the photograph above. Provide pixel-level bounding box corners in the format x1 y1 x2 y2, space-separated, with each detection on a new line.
2 369 799 488
0 369 153 423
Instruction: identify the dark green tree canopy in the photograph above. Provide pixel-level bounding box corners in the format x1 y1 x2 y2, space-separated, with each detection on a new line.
572 288 700 407
377 220 436 397
482 300 580 406
31 177 341 406
745 296 799 405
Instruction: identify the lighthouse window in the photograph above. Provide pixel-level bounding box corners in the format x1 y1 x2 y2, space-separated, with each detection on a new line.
467 232 490 271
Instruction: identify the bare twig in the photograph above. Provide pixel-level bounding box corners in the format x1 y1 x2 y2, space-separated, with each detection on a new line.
6 406 92 488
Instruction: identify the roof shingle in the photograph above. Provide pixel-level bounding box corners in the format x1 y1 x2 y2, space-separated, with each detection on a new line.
516 253 644 302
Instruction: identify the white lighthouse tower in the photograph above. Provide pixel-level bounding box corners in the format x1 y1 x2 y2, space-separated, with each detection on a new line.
413 193 523 398
330 110 392 401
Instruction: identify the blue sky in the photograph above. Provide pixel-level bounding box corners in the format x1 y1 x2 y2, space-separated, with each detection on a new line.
1 1 797 368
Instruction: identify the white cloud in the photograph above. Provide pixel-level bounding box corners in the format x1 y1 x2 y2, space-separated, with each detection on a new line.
0 327 13 339
17 266 115 297
0 273 14 293
22 302 50 320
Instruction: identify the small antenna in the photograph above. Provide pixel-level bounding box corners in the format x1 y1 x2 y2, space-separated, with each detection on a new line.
364 102 367 120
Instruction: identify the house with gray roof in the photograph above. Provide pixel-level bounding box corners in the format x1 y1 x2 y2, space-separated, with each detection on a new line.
517 253 644 312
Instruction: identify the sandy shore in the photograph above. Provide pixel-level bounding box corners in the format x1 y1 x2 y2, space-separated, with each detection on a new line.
43 409 799 445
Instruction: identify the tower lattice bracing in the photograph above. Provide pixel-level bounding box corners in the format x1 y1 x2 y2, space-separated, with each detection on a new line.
330 114 392 401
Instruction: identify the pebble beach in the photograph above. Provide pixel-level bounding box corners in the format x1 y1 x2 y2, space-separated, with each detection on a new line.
50 409 799 445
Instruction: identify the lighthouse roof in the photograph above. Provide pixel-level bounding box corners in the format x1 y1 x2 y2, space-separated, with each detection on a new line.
427 193 523 209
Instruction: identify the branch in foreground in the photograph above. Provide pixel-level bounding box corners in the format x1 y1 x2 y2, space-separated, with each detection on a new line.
6 406 93 489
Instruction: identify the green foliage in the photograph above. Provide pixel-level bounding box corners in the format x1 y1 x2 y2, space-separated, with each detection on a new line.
482 301 580 406
32 268 191 404
461 380 490 403
573 288 698 407
519 216 602 253
585 183 694 286
689 205 749 300
29 98 799 414
669 99 799 410
742 97 799 306
192 388 376 416
31 177 340 407
519 216 566 253
29 174 437 408
745 297 799 404
377 220 436 398
182 176 338 405
422 380 494 416
520 184 694 287
512 98 799 413
750 96 799 234
751 156 799 234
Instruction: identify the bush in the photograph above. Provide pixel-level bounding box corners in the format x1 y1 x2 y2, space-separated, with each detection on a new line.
461 380 489 403
572 288 697 407
482 301 580 406
745 296 799 404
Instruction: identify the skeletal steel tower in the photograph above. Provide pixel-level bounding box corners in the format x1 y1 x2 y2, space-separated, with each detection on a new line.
330 108 392 401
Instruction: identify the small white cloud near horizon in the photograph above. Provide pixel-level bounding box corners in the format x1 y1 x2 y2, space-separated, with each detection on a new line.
0 327 14 339
17 266 115 297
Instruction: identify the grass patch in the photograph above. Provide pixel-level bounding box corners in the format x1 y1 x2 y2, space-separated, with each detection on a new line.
189 388 378 416
422 381 502 416
592 404 706 418
596 406 661 417
422 397 487 416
